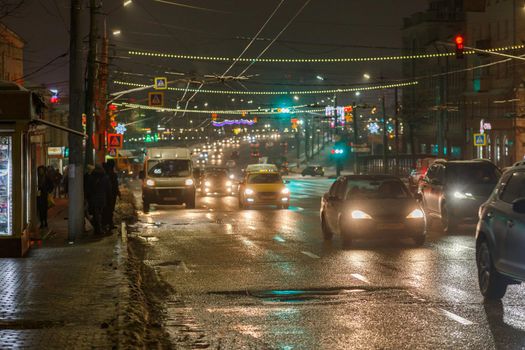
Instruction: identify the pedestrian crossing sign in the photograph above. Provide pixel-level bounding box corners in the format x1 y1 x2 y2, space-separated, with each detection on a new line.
154 77 167 90
107 133 123 149
474 133 486 147
148 92 164 107
108 148 117 157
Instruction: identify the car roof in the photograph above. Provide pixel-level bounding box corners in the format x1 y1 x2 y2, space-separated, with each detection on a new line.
247 170 280 175
434 159 497 166
342 175 402 181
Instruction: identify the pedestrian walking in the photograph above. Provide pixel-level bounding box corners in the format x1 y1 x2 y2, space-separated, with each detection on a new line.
36 165 53 229
85 164 111 235
103 160 120 231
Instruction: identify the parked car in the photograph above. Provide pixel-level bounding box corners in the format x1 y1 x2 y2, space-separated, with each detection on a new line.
320 175 426 247
419 159 501 233
476 163 525 299
302 165 325 177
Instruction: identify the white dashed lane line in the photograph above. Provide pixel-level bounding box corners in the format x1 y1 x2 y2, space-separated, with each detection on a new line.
430 308 475 326
301 251 321 259
350 273 371 284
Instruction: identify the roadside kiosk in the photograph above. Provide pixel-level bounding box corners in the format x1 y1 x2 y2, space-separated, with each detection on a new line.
0 82 44 257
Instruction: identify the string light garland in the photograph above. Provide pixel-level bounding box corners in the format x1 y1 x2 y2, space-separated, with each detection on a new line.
112 102 325 115
113 80 418 95
127 44 525 63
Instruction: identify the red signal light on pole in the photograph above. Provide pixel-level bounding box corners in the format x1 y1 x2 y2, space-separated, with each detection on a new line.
455 34 464 59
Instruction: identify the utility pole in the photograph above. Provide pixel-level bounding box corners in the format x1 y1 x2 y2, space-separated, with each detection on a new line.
382 92 388 174
96 21 109 163
352 103 359 175
85 0 98 166
68 0 85 242
394 87 400 176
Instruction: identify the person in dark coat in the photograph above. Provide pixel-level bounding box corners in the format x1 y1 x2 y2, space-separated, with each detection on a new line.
36 165 53 229
102 160 120 231
85 164 111 235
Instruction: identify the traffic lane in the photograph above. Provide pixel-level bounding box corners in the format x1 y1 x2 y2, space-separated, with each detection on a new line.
131 180 525 349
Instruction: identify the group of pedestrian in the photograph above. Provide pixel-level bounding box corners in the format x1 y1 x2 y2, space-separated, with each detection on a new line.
36 166 55 229
84 159 120 235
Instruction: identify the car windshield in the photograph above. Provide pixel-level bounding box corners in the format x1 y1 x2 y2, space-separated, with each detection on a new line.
446 164 500 185
148 160 191 177
346 179 410 200
247 173 282 184
205 170 228 178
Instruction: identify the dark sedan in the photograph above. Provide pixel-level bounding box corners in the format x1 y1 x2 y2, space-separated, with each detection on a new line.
201 168 234 196
320 175 426 247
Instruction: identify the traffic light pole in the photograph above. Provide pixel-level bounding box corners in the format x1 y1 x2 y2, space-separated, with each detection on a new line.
84 0 98 166
381 93 388 174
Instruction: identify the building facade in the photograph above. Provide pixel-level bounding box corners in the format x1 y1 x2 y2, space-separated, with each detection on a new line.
401 0 469 159
0 22 23 83
464 0 525 167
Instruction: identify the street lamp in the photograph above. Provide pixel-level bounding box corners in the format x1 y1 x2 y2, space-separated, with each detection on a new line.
123 0 132 6
363 73 371 80
355 91 361 96
294 95 299 101
112 29 121 36
316 75 324 81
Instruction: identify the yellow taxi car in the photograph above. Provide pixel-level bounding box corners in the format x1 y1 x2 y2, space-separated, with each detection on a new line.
238 171 290 209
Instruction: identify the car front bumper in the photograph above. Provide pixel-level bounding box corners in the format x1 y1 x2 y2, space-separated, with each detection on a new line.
143 187 195 204
346 219 426 238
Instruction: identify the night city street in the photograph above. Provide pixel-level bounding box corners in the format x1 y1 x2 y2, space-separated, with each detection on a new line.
2 0 525 349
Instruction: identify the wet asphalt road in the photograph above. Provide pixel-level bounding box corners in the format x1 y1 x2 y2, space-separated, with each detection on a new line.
130 178 525 350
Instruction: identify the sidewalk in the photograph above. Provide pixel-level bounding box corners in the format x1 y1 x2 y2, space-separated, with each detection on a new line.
0 192 134 349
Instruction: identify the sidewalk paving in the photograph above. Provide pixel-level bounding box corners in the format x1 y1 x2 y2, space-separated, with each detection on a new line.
0 193 133 349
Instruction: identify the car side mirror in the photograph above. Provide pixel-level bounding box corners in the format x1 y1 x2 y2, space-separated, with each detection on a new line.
139 171 145 180
512 198 525 214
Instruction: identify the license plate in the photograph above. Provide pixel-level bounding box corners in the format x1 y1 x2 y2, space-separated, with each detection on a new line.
378 223 404 230
164 197 180 201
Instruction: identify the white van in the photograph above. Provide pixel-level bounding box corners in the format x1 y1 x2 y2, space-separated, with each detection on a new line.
140 147 196 212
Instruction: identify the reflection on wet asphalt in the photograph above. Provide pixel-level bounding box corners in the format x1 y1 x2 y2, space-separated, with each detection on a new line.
130 179 525 349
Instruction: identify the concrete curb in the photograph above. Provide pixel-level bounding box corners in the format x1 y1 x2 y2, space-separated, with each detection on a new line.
116 221 130 349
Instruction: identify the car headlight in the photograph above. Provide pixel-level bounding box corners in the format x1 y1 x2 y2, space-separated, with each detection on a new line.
185 178 194 186
146 179 155 187
229 174 235 180
281 188 290 195
406 208 424 219
245 188 255 196
226 181 232 187
454 191 473 199
205 181 211 187
351 210 372 219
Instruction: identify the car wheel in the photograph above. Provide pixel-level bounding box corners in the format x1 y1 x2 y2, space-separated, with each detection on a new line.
143 200 150 213
186 196 196 209
413 235 426 247
441 205 458 233
477 240 508 300
321 214 333 241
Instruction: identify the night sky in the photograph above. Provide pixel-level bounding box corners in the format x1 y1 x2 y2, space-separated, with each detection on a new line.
5 0 427 108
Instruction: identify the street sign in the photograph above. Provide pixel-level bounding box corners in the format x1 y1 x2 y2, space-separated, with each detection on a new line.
148 92 164 107
154 77 167 90
108 148 117 157
107 133 123 149
352 147 371 153
474 133 486 147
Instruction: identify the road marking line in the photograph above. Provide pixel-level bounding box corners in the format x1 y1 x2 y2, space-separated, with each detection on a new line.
350 273 371 284
431 308 474 325
457 245 476 251
301 251 320 259
273 235 286 243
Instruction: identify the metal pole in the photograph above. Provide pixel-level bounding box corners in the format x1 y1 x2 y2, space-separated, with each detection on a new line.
85 0 98 166
68 0 85 242
382 93 388 174
394 87 400 175
352 103 359 174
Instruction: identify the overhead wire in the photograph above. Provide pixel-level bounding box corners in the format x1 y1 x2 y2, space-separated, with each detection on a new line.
235 0 312 78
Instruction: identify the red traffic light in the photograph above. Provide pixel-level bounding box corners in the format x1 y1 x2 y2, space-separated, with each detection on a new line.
454 34 464 59
108 104 117 111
